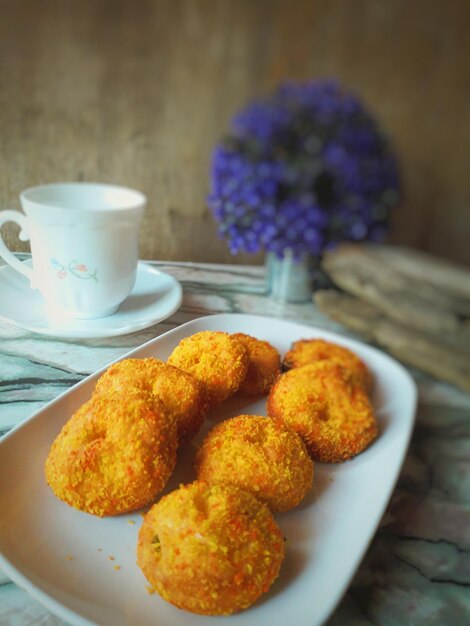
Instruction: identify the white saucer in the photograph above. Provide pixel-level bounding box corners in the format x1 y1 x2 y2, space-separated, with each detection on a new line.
0 260 182 338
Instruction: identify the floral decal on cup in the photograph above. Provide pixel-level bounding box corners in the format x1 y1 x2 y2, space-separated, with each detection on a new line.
49 258 98 282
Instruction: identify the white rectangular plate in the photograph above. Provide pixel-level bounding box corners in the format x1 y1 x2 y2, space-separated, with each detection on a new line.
0 314 417 626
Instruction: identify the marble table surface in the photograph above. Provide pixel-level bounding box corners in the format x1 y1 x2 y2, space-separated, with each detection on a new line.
1 259 469 626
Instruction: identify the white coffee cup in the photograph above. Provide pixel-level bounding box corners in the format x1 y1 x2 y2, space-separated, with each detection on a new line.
0 182 146 319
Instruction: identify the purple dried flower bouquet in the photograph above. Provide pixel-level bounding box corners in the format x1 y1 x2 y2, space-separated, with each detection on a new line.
208 79 400 260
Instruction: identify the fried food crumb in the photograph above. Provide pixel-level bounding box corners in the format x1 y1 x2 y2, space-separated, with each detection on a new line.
283 338 372 392
168 331 249 407
232 334 281 396
267 362 378 462
94 357 207 442
137 481 285 615
196 415 313 512
44 391 178 516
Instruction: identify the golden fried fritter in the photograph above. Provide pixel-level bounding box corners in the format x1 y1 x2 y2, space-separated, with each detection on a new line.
137 481 285 615
45 391 177 516
282 338 372 392
167 331 249 407
267 363 378 462
195 414 313 512
94 357 166 396
232 334 281 396
94 357 207 442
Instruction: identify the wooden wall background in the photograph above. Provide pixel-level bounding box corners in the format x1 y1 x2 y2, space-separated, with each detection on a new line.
1 0 469 265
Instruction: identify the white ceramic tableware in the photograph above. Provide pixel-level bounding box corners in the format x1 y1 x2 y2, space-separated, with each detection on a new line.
0 313 417 626
0 183 146 319
0 260 182 339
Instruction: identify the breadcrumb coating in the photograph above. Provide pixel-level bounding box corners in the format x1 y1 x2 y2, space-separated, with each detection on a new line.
232 334 281 396
137 481 285 615
167 331 249 407
282 338 373 392
267 363 378 462
195 414 313 512
45 391 177 516
94 357 207 442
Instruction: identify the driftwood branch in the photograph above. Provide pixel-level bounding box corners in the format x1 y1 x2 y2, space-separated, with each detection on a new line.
316 244 470 392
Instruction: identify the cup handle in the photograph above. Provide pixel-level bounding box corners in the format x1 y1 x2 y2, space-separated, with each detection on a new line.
0 210 34 283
